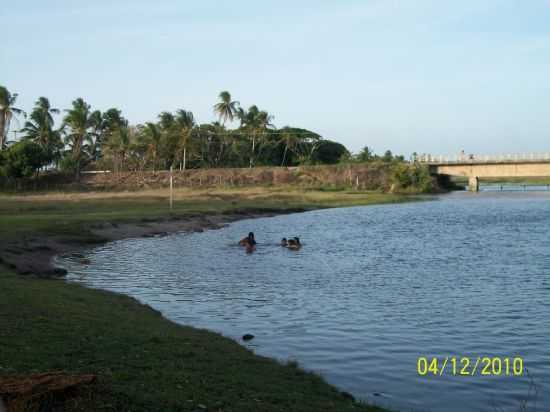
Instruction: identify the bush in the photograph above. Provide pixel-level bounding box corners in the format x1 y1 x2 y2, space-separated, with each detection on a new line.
311 140 349 164
59 155 79 174
391 163 434 193
0 141 47 178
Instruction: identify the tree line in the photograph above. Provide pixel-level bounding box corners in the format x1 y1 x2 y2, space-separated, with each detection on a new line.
0 87 359 179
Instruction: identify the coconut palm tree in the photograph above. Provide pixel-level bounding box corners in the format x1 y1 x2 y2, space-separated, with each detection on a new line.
88 110 104 165
92 108 126 162
104 125 132 173
142 122 162 171
21 97 62 162
174 109 195 170
238 105 274 167
156 111 179 169
252 110 274 166
62 98 97 180
213 91 239 126
0 86 26 149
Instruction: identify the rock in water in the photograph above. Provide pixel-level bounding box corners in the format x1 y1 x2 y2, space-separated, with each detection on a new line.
242 334 254 341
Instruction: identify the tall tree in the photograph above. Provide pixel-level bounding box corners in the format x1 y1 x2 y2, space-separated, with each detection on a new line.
94 108 127 162
174 109 195 170
239 105 274 167
0 86 25 149
104 125 132 173
280 130 298 166
62 98 97 180
213 91 239 126
142 122 162 171
21 97 62 163
157 111 178 169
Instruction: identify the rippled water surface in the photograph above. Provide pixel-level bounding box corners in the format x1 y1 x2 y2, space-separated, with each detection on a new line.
60 192 550 411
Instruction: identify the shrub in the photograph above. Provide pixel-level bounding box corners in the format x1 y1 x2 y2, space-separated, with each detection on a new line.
59 155 79 174
391 163 434 193
1 141 47 178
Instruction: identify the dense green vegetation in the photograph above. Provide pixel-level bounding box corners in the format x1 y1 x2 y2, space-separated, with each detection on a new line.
0 86 359 178
0 86 415 183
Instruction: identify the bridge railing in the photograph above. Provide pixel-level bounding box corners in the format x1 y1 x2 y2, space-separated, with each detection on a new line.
417 153 550 164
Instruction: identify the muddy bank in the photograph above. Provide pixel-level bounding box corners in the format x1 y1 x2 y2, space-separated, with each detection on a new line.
0 208 305 277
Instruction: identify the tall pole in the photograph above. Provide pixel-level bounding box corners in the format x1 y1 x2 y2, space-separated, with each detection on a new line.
169 166 173 211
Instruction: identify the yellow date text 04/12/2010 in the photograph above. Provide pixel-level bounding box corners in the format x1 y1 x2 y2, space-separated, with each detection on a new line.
417 356 524 377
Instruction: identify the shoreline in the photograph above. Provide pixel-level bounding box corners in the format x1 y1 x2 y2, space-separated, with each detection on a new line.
1 208 306 278
1 188 412 411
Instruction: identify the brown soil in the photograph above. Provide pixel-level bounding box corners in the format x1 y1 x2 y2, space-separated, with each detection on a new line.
0 372 96 412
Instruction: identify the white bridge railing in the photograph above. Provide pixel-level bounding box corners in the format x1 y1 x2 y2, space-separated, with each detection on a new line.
417 153 550 164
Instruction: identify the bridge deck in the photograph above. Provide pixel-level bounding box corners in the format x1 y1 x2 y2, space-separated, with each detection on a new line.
418 153 550 165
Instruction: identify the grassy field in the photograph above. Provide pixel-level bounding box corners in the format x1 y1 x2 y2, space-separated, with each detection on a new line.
1 187 404 411
0 186 412 237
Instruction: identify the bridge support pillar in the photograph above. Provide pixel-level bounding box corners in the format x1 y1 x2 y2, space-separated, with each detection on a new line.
468 176 479 192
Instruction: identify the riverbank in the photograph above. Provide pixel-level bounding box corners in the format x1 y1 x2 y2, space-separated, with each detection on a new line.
1 186 417 276
1 187 405 411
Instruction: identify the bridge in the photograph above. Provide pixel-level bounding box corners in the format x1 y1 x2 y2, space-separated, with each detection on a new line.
418 153 550 191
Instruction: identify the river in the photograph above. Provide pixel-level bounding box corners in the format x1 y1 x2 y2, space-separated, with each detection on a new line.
59 191 550 411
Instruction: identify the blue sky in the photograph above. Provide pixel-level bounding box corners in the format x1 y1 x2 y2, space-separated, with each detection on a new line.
2 0 550 155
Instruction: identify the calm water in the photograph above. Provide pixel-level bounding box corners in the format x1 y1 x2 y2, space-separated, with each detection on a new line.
59 192 550 411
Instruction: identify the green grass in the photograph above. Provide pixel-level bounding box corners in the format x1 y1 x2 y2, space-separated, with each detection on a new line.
0 187 404 411
0 269 385 411
0 186 415 238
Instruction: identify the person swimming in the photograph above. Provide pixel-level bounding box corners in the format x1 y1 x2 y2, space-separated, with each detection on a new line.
287 237 301 250
239 232 257 252
239 232 256 246
280 237 288 247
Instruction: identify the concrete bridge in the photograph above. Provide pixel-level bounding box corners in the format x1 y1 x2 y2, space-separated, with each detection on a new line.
418 153 550 191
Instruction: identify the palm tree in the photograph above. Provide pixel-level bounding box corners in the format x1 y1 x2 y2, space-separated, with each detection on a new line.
104 125 131 173
62 98 97 180
21 97 62 162
213 91 239 126
214 92 240 165
142 122 162 171
157 111 178 169
174 109 195 170
239 105 274 167
0 86 26 149
93 108 126 162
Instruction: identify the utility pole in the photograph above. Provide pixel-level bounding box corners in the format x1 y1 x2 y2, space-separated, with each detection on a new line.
169 166 173 211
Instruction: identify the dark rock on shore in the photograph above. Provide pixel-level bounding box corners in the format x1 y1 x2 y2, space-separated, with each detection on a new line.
52 268 68 277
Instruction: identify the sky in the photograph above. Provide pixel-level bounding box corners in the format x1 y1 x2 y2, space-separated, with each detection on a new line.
2 0 550 156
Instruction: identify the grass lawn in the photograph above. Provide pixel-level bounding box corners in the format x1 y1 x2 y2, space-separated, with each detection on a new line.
0 186 412 237
0 187 405 411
